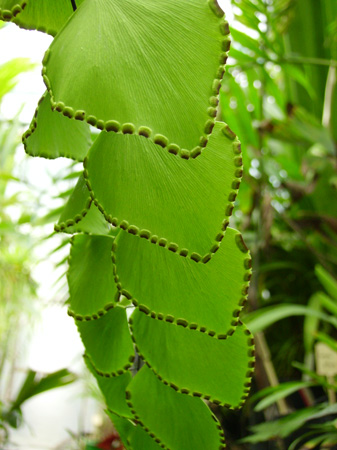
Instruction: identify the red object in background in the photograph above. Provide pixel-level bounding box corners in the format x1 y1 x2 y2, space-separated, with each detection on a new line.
97 433 124 450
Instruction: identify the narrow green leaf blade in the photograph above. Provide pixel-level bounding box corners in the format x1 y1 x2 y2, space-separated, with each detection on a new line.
230 28 266 58
10 370 36 410
27 369 76 398
254 381 314 412
245 304 337 334
315 265 337 301
304 293 322 352
11 369 76 410
317 292 337 316
242 406 324 443
0 58 35 101
316 332 337 352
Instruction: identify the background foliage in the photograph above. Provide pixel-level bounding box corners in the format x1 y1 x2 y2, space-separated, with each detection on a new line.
0 51 77 446
218 0 337 448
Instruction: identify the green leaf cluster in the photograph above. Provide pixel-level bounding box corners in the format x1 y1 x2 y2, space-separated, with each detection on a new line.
1 0 254 448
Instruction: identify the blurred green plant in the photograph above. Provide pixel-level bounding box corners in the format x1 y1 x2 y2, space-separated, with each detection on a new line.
0 24 77 446
218 0 337 447
0 368 76 443
221 0 337 375
242 265 337 449
0 55 39 421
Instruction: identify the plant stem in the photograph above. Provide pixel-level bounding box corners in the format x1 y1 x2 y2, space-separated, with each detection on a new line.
255 333 290 416
322 66 336 132
71 0 77 11
229 56 337 72
281 55 337 68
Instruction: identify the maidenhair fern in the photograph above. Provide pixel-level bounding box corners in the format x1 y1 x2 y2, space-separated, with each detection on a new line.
2 0 254 447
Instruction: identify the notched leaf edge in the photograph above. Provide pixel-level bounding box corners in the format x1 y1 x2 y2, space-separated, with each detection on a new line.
22 91 89 162
85 124 243 264
112 230 252 339
54 197 93 234
0 0 26 21
82 352 134 378
125 383 227 450
41 10 231 153
129 318 255 409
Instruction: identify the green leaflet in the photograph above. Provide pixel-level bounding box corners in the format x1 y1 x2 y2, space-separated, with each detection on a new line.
129 423 164 450
77 306 134 376
130 310 254 408
67 234 117 319
85 357 133 418
42 0 230 150
8 1 254 446
0 0 25 21
85 122 242 260
55 175 109 235
107 413 134 450
2 0 85 36
108 413 163 450
23 92 91 161
126 365 226 450
114 227 251 337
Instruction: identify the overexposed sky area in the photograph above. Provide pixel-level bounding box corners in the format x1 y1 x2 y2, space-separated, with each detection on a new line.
0 26 51 121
